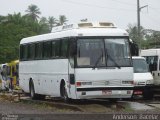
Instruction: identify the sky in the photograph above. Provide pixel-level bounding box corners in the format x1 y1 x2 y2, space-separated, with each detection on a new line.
0 0 160 31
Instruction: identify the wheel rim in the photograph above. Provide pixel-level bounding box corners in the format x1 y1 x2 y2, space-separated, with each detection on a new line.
62 83 68 100
30 85 34 97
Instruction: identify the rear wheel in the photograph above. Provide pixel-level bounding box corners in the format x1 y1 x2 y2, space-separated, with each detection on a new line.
61 81 71 103
30 82 37 100
109 98 118 103
143 89 153 100
30 81 45 100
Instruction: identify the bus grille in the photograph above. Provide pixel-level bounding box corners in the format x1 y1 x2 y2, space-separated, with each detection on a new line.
92 80 121 86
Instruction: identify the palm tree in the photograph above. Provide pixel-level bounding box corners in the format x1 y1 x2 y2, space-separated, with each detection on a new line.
48 16 58 30
38 17 50 34
58 15 68 25
39 17 47 24
25 4 41 22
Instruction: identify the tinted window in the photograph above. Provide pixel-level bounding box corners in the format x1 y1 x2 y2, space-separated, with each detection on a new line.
43 41 51 58
35 42 43 59
23 45 28 60
51 40 60 58
28 44 35 60
20 45 24 60
61 39 68 58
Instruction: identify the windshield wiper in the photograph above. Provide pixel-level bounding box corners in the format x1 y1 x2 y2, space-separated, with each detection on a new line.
106 51 121 69
92 52 104 69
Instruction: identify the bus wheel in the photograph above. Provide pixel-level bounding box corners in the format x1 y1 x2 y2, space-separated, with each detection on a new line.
60 81 70 103
143 89 153 100
30 81 37 100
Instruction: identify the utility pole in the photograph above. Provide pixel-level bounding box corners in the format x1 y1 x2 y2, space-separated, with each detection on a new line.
137 0 148 50
137 0 140 41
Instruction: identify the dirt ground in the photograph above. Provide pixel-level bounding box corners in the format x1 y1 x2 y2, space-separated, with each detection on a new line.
0 93 160 120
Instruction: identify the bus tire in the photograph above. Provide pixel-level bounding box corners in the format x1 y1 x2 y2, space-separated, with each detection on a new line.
109 98 118 103
29 81 38 100
38 94 46 100
143 89 153 100
60 80 70 103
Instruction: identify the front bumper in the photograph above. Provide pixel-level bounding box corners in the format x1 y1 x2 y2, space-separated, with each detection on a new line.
76 87 133 99
133 85 154 95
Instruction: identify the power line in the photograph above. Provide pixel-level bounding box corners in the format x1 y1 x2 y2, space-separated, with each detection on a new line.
60 0 136 12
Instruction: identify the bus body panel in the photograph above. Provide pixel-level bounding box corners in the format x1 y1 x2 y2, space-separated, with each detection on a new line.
74 67 133 99
75 67 133 83
19 59 69 97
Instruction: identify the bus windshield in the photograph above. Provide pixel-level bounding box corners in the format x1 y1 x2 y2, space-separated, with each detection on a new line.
76 38 132 68
133 59 149 73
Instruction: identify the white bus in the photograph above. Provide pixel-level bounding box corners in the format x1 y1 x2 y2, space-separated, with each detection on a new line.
19 22 134 101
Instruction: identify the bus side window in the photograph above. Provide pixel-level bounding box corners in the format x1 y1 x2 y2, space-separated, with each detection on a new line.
28 44 35 60
24 44 28 60
20 45 24 60
52 40 60 58
51 41 56 57
61 39 68 58
43 41 51 59
35 42 43 59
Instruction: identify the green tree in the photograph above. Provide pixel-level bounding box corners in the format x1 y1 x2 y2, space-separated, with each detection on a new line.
39 17 50 34
25 4 41 22
0 4 69 63
0 15 7 24
146 31 160 48
48 16 58 31
0 13 38 63
58 15 68 25
127 24 145 48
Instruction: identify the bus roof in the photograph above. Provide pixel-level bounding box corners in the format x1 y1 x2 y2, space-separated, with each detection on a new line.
20 22 128 44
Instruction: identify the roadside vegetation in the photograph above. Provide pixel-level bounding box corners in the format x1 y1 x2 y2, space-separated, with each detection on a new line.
0 4 67 63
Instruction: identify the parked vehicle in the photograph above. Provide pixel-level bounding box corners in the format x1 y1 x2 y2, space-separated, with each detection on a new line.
0 60 19 91
132 56 154 99
0 64 9 90
7 60 19 90
19 21 134 101
141 49 160 95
